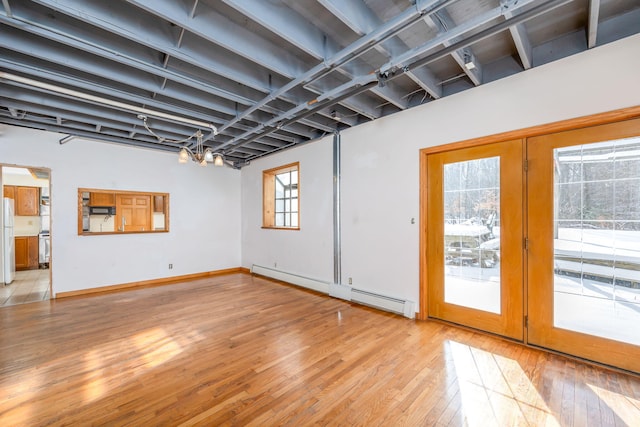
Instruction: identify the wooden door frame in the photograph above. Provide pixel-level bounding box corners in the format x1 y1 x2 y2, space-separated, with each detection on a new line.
419 106 640 318
527 117 640 373
424 139 525 340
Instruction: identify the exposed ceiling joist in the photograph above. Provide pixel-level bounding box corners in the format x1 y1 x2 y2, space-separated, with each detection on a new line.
588 0 601 49
0 0 637 167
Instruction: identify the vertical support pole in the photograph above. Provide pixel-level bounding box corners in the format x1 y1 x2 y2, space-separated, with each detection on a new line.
0 166 4 284
333 132 342 284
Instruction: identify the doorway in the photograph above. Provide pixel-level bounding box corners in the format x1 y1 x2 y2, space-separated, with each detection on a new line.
420 115 640 373
424 139 524 340
1 165 51 307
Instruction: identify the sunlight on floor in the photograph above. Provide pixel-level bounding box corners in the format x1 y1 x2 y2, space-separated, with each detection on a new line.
0 372 40 425
0 325 205 419
83 349 108 403
134 327 185 368
587 383 640 426
79 327 205 404
448 340 558 426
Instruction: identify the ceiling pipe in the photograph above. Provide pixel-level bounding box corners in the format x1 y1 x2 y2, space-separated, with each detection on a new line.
228 80 378 156
58 135 75 144
0 117 180 152
0 71 218 133
219 74 378 150
215 0 458 136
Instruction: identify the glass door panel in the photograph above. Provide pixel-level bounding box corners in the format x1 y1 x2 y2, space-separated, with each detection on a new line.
528 118 640 373
425 139 524 340
554 139 640 346
444 157 501 314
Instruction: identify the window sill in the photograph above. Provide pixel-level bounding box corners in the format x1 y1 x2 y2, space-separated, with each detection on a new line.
261 226 300 231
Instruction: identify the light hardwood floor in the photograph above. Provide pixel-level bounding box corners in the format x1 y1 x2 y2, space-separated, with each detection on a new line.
0 273 638 426
0 269 50 307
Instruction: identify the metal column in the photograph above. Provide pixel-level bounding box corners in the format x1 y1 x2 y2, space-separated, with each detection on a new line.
333 132 342 284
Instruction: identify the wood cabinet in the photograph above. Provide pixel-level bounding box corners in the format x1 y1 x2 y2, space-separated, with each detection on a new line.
3 185 15 199
79 188 169 234
116 194 152 232
89 192 116 206
153 195 165 213
4 185 40 216
15 187 40 215
4 185 40 215
15 236 39 271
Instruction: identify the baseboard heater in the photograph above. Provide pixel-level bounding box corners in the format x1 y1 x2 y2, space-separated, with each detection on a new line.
350 288 415 319
251 265 415 319
251 264 331 294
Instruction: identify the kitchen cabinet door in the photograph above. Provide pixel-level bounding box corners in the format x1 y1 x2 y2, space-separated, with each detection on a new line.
153 195 164 213
116 194 151 232
15 236 39 270
15 237 28 270
28 236 39 269
16 187 39 216
3 185 15 199
89 192 116 206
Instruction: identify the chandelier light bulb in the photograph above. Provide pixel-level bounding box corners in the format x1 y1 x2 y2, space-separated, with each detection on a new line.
178 148 189 163
204 150 214 162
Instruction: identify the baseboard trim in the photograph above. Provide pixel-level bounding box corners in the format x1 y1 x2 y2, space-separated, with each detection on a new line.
55 267 250 299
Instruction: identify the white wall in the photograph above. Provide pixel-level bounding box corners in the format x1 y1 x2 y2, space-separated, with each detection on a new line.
241 138 334 280
241 34 640 305
1 126 241 295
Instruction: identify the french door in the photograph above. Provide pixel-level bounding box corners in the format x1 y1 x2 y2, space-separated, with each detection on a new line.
527 119 640 373
421 117 640 373
425 139 524 340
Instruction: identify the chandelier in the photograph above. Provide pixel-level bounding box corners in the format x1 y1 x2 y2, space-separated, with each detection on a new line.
139 115 224 167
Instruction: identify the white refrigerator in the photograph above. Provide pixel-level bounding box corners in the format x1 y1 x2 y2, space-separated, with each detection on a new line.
3 197 15 285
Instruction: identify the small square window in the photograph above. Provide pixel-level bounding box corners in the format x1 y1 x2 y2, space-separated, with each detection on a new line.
263 162 300 229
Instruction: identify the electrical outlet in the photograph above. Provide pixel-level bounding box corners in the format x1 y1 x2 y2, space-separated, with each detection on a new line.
348 277 352 285
169 264 173 269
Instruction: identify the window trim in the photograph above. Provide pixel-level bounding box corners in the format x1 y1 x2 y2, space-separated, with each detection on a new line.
262 162 300 230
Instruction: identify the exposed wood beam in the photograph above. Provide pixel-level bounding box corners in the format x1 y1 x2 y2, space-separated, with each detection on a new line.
422 10 483 86
503 1 533 69
125 0 305 79
588 0 601 49
319 0 439 104
2 0 11 17
222 0 387 115
510 24 533 69
188 0 199 19
221 0 332 60
25 0 334 132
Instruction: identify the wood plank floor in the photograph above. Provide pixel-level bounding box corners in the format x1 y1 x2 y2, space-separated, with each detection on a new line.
0 273 638 426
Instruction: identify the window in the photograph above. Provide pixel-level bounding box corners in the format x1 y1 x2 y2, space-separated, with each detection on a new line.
263 162 299 229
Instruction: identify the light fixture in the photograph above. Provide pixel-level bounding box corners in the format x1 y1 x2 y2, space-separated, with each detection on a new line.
330 110 342 121
139 115 225 167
